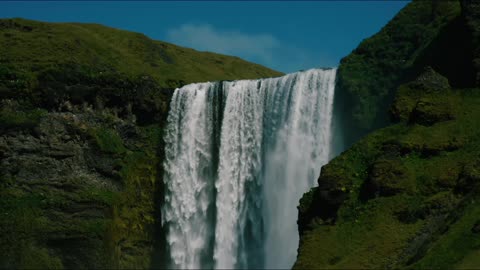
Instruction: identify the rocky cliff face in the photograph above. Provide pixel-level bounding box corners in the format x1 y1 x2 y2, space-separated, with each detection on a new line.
0 101 166 268
0 18 281 269
296 0 480 268
334 0 473 146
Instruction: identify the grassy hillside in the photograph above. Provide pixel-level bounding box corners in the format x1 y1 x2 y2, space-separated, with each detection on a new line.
0 18 282 89
334 0 470 145
0 17 282 127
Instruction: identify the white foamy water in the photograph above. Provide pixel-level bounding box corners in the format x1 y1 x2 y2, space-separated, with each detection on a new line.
162 68 337 269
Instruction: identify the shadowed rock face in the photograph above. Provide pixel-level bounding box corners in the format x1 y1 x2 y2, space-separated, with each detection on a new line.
472 221 480 233
0 101 164 269
461 0 480 84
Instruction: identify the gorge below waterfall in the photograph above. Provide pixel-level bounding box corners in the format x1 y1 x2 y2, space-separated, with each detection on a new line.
161 68 337 269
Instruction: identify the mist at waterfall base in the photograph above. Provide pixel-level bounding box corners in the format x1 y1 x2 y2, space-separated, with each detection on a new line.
161 68 337 269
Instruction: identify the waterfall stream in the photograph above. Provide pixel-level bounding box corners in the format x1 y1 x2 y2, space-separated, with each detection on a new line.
162 68 336 269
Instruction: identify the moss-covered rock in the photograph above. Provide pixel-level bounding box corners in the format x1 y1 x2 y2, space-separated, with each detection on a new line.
410 98 455 126
390 67 458 126
297 29 480 267
0 107 166 269
296 86 480 268
296 1 480 268
334 0 473 146
364 158 415 197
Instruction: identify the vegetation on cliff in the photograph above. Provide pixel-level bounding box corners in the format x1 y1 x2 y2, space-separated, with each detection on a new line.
0 104 165 268
0 18 281 269
296 0 480 268
334 0 476 145
0 17 282 126
0 17 282 88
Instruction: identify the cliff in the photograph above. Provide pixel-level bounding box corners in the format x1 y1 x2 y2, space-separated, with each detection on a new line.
296 0 480 268
334 0 474 146
0 18 281 269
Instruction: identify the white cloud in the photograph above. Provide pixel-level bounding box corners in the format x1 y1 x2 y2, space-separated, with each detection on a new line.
166 23 280 64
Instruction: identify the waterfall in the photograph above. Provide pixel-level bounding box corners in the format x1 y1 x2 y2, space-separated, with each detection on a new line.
161 68 337 269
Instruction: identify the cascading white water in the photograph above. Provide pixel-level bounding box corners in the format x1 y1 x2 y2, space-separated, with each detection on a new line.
214 80 265 269
262 70 336 268
161 82 221 269
162 68 337 269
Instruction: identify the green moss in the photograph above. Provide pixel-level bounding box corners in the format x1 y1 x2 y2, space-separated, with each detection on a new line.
296 87 480 268
17 242 63 269
101 125 163 269
0 17 282 91
455 250 480 269
0 119 166 269
79 186 119 206
296 195 425 269
0 192 51 268
411 198 480 269
0 105 46 131
91 128 127 155
336 0 462 143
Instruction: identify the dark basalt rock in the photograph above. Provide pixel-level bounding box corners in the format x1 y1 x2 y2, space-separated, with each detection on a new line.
316 165 350 217
461 0 480 85
297 163 350 233
411 67 451 93
472 221 480 233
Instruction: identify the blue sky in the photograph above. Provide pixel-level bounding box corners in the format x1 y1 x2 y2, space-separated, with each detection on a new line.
1 1 409 73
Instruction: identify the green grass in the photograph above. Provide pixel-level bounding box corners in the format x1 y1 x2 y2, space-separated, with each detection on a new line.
0 105 46 131
336 0 462 142
297 195 425 269
412 198 480 269
91 128 127 155
0 17 282 90
295 85 480 269
16 242 63 269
